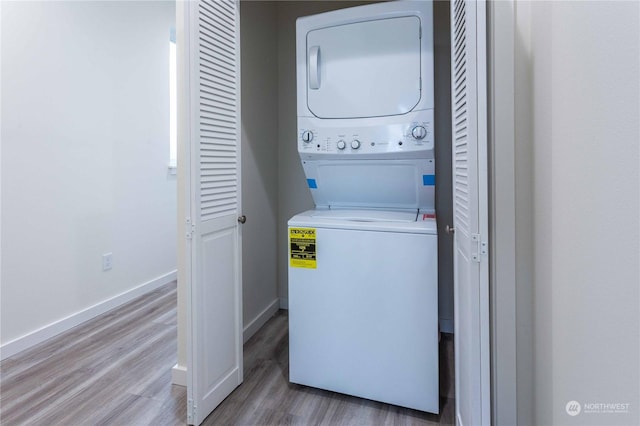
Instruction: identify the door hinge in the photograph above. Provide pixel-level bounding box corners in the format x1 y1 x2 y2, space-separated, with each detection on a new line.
187 398 197 424
185 217 195 240
471 233 488 263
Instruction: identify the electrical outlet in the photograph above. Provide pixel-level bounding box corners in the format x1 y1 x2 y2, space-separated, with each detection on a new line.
102 253 113 271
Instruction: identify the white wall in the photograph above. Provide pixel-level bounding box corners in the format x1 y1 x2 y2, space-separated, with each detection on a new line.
239 1 280 337
1 1 177 354
433 0 454 332
511 1 640 424
514 1 535 423
488 2 520 423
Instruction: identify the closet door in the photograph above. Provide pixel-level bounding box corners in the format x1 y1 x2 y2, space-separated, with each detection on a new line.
451 0 490 425
181 0 243 424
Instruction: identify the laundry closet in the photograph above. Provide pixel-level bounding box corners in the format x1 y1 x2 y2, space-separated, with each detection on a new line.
239 0 453 345
239 0 454 391
179 0 458 423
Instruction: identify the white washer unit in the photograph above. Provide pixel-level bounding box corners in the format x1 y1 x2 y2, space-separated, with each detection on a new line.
288 0 439 414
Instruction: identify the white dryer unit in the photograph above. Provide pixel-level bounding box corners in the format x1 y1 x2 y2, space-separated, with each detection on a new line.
295 0 435 212
289 0 439 414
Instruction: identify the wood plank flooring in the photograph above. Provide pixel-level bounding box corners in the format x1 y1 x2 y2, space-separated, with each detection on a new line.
205 312 454 426
1 282 454 425
0 282 185 426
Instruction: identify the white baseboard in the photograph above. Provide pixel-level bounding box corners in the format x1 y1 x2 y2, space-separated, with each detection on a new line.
172 363 187 387
279 297 288 310
243 298 280 343
440 318 454 334
0 270 177 361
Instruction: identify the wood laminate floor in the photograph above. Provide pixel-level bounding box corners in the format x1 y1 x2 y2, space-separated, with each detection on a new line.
0 282 185 426
1 282 454 425
204 314 455 426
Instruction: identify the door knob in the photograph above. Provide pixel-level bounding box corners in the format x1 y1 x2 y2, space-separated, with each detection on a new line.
238 215 246 224
446 225 455 234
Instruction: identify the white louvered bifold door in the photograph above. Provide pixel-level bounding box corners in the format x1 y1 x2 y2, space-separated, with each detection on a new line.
184 1 242 424
451 1 490 425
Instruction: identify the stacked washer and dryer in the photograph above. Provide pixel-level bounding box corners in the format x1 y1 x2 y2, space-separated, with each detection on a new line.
288 1 439 414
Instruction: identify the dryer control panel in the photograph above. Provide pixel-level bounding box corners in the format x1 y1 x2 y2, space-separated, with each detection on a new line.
298 111 434 160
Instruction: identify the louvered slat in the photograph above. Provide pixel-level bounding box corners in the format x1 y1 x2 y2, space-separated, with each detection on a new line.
198 0 238 222
200 98 235 114
452 0 470 234
201 114 235 127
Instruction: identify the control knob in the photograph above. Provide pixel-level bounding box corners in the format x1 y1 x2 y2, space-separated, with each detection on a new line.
351 140 361 150
337 140 346 150
412 125 427 140
301 130 314 143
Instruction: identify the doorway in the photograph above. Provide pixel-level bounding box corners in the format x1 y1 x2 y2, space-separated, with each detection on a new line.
179 0 490 424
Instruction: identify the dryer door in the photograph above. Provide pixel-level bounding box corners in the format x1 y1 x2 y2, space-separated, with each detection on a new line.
306 16 422 119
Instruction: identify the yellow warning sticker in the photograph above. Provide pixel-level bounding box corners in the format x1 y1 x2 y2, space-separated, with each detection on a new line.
289 228 317 269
